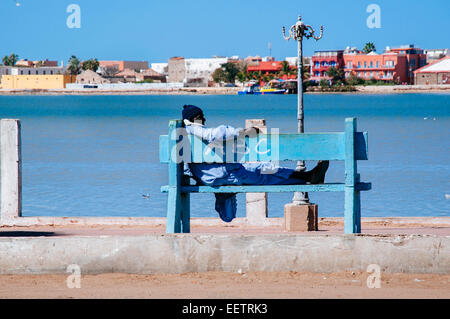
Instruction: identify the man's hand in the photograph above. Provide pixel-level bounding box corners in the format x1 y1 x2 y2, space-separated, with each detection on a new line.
239 126 260 136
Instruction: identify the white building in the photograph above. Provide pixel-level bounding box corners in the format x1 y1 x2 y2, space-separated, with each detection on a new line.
185 57 228 85
285 57 298 66
425 49 449 62
150 63 168 76
11 66 66 75
168 57 229 87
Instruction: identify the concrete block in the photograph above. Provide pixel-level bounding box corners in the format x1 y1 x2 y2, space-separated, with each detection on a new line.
1 119 22 221
246 119 268 225
284 203 318 231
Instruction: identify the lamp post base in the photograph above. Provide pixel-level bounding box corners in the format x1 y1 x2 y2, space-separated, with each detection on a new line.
284 203 318 232
292 191 310 205
292 160 310 205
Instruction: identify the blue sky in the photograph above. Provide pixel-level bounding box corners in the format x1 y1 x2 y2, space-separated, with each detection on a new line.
0 0 448 64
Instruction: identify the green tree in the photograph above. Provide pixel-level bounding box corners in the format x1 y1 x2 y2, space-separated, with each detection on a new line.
319 79 330 89
222 62 240 83
1 56 9 66
363 42 376 54
236 64 249 83
81 58 99 72
212 67 226 83
327 66 344 85
346 72 364 86
213 62 241 84
2 53 19 66
67 55 81 75
279 61 292 77
301 65 309 81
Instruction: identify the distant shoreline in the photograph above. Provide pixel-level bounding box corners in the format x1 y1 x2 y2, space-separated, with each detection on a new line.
0 85 449 96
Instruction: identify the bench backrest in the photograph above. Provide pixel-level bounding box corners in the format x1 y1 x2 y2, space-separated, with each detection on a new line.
159 117 368 164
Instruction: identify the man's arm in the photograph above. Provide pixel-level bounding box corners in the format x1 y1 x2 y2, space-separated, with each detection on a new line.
186 124 260 144
186 124 243 143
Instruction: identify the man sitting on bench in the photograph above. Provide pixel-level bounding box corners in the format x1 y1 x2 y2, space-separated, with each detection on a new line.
181 104 329 222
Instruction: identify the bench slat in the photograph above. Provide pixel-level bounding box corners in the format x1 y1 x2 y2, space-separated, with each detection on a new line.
159 132 368 163
161 182 371 193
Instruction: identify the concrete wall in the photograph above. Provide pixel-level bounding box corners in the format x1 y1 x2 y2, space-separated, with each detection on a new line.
415 72 450 85
0 234 448 274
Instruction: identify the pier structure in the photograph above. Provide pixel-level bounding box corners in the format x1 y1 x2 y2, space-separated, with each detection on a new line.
0 118 449 275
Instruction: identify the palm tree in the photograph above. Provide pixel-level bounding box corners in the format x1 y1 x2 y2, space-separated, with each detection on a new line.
327 66 344 85
9 53 19 66
81 58 100 72
302 65 310 81
2 56 9 66
279 61 292 78
2 53 19 66
363 42 376 54
67 55 81 75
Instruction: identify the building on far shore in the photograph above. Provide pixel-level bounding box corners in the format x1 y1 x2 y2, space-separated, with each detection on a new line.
414 56 450 85
389 45 427 83
0 65 66 82
15 59 58 68
0 64 69 89
150 63 168 79
343 49 408 83
138 68 166 82
98 60 149 73
76 70 110 84
424 49 449 63
310 44 426 84
168 56 228 87
247 60 298 81
243 56 263 67
284 56 311 69
1 74 75 89
310 50 344 82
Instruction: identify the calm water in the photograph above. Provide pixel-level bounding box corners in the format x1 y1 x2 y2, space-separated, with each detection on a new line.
0 93 449 218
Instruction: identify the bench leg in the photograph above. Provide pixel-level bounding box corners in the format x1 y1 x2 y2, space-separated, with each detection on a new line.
166 187 181 233
180 192 190 233
344 187 361 234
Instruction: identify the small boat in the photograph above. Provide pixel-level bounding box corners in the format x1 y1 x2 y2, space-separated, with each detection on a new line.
253 86 287 95
238 82 260 95
254 79 287 95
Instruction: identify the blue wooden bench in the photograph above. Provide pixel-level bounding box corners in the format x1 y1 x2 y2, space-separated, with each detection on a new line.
159 117 371 234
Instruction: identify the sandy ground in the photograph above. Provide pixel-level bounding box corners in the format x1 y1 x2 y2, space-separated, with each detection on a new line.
0 271 449 299
1 217 449 237
1 219 448 299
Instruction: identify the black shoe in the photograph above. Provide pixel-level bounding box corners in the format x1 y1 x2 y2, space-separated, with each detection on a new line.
310 160 329 184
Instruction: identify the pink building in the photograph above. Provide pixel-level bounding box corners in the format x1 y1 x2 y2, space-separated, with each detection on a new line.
311 50 344 82
343 45 427 84
99 61 149 72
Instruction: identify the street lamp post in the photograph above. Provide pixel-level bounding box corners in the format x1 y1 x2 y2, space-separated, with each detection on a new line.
283 15 323 205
